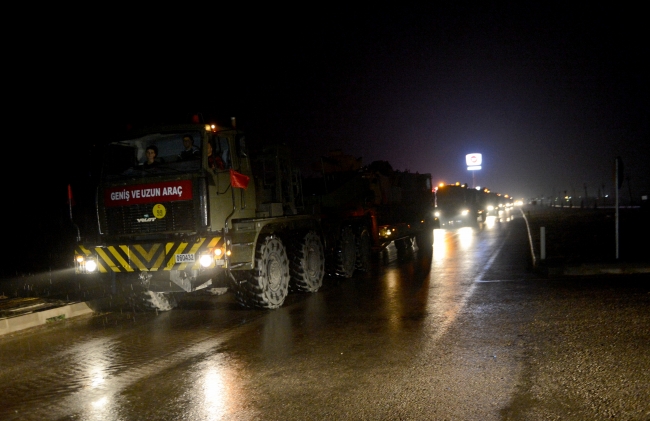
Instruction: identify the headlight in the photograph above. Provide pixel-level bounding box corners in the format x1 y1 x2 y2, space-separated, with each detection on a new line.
434 211 440 217
461 209 469 216
487 205 494 211
76 255 98 273
379 227 392 238
85 260 98 273
199 246 229 268
199 254 213 268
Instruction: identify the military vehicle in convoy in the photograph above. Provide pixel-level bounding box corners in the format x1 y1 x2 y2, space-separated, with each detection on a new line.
434 182 483 228
434 183 513 228
73 120 436 310
303 151 437 278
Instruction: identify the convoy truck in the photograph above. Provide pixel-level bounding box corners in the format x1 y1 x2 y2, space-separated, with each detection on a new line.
73 120 436 311
434 183 513 227
477 189 510 219
434 182 483 227
303 151 437 278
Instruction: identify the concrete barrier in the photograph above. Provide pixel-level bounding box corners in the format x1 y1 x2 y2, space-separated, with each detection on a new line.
0 302 94 336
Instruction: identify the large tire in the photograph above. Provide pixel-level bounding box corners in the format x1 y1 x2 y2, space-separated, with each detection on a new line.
335 225 356 278
415 228 433 252
289 230 325 292
231 236 290 309
355 227 372 272
394 237 410 252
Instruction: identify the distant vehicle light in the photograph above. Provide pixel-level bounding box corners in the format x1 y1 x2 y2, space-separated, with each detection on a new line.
379 227 392 238
487 205 494 211
461 209 469 216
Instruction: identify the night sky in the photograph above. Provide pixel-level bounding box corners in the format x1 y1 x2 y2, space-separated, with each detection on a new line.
63 6 648 200
10 4 649 267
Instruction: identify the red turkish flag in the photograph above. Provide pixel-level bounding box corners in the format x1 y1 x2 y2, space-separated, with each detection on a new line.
230 169 250 189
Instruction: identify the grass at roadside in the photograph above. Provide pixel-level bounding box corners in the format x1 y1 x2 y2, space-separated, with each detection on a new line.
523 205 649 266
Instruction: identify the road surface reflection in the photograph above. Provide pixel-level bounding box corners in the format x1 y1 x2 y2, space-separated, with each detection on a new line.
0 214 514 421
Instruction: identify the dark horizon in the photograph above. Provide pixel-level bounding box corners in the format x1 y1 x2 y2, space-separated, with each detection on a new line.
53 4 647 203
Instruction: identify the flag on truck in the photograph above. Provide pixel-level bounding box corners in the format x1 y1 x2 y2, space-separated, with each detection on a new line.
67 184 75 206
230 169 250 189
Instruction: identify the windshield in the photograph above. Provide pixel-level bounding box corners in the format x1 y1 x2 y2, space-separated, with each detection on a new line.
436 187 469 207
102 131 203 180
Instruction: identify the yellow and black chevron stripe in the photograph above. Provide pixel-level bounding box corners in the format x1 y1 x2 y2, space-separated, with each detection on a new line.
75 236 224 273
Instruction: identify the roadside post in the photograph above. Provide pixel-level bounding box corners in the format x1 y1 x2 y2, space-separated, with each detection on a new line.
615 157 623 260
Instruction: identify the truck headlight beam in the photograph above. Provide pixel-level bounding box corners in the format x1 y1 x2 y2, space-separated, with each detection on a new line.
199 254 214 268
85 260 98 273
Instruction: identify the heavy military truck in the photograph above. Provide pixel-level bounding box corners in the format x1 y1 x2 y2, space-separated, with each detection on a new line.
434 183 515 228
434 182 483 228
477 189 509 220
73 121 325 310
303 151 438 278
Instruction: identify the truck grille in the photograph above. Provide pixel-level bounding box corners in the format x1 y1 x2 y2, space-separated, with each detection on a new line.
103 200 196 235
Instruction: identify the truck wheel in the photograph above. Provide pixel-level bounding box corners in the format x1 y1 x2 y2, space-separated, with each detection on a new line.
289 230 325 292
355 228 372 272
232 236 290 309
415 228 433 251
335 226 356 278
394 238 409 251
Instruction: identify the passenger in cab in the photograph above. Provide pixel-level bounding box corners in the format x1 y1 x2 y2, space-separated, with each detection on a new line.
207 139 225 170
179 134 201 160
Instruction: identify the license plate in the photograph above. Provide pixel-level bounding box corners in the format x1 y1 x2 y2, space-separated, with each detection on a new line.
175 254 195 263
215 259 225 266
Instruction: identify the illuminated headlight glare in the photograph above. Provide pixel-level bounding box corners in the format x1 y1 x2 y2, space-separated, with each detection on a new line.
379 227 391 238
85 260 98 273
461 209 469 216
199 254 213 268
487 205 494 211
434 211 440 217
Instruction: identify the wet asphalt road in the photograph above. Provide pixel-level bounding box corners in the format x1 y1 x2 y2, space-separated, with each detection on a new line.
1 210 648 420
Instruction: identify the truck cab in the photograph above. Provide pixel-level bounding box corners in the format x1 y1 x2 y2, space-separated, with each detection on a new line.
74 121 324 310
74 123 254 299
